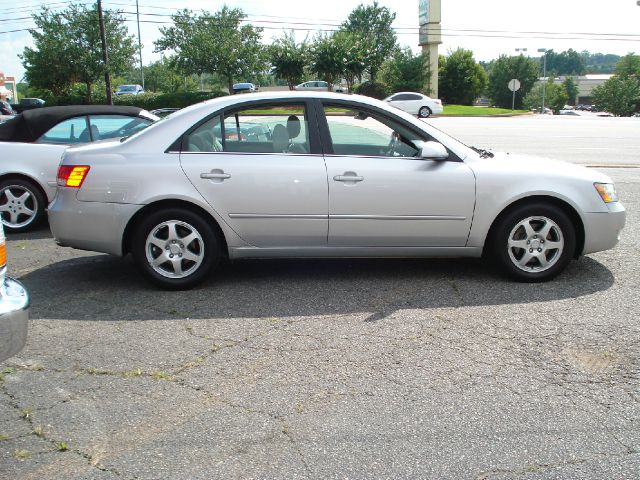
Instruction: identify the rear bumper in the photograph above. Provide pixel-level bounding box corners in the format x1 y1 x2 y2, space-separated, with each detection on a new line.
582 203 626 255
48 188 140 256
0 276 29 362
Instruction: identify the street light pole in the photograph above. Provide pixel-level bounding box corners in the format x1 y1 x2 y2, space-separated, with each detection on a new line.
538 48 547 114
97 0 112 105
135 0 144 89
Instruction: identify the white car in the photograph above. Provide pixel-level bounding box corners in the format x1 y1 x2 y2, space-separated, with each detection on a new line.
0 105 157 232
294 81 347 93
384 92 443 118
48 92 625 290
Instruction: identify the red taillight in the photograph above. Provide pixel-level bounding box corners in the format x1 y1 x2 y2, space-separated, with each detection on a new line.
57 165 90 188
434 99 442 105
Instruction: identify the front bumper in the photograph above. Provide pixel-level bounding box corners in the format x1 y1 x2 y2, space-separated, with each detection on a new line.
582 202 626 255
0 276 29 362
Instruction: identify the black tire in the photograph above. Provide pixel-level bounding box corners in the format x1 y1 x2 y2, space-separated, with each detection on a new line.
492 203 576 282
132 208 220 290
418 106 432 118
0 178 47 233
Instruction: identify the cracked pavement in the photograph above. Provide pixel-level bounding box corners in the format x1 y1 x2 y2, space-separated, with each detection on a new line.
1 166 638 479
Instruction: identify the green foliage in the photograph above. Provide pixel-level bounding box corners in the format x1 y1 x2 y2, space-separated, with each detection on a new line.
614 53 640 78
487 55 539 109
341 0 397 81
269 32 307 90
308 34 345 89
542 49 585 76
380 48 428 94
562 76 578 105
592 76 640 116
581 51 621 74
45 88 227 110
523 77 568 113
21 4 136 102
438 48 488 105
155 7 266 93
333 30 367 90
352 81 391 100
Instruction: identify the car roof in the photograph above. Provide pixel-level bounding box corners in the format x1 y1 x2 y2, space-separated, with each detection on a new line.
0 105 146 142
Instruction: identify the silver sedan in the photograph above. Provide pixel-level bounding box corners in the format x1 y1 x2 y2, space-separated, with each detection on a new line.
48 92 625 289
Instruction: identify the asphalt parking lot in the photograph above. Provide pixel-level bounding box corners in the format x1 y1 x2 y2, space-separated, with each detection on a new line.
1 117 639 479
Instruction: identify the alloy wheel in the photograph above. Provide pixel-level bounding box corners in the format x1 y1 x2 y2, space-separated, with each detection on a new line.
507 216 564 273
0 185 39 229
145 220 205 279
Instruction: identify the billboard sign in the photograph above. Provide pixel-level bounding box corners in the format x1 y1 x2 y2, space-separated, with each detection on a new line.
419 0 429 26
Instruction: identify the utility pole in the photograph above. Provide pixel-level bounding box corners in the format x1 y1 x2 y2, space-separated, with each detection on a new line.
538 48 547 114
136 0 144 89
97 0 112 105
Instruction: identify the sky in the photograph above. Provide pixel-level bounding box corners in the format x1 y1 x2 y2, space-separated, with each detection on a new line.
1 0 639 82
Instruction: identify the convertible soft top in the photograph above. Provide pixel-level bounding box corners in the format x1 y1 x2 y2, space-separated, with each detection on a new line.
0 105 147 143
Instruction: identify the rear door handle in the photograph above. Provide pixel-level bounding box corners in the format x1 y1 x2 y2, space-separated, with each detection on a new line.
200 169 231 182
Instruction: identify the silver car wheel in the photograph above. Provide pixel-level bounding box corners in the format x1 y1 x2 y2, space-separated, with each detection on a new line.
507 216 564 273
0 185 39 229
145 220 205 279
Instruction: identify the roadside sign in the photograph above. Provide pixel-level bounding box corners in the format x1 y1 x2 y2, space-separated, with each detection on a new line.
508 79 521 92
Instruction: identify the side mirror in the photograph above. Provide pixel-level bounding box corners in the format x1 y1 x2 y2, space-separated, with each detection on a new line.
420 141 449 161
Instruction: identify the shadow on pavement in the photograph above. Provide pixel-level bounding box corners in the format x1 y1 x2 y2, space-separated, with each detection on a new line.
19 253 615 321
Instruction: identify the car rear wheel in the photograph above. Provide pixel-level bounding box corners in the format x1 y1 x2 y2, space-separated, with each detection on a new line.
0 178 46 233
418 106 432 118
492 203 576 282
132 208 220 290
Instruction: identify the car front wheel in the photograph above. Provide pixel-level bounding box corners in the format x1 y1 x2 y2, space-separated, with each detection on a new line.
132 208 220 290
492 203 576 282
418 106 432 118
0 178 46 233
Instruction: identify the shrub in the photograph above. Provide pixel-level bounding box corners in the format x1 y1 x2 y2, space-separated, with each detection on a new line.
45 90 228 110
352 81 391 100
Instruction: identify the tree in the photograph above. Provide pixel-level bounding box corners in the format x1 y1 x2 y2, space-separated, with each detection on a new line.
487 55 539 109
269 32 307 90
379 48 427 94
438 48 487 105
333 31 367 91
21 4 135 102
523 77 568 113
155 7 266 94
563 76 578 105
542 49 585 76
308 34 345 90
592 76 640 116
614 53 640 78
341 1 396 81
139 59 198 93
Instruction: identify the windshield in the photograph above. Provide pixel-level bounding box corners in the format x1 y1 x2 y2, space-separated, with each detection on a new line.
118 85 136 92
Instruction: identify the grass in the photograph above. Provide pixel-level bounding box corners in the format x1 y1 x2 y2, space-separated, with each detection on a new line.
439 104 528 116
15 449 32 460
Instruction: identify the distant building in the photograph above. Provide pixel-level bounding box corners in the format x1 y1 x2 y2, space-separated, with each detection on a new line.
0 72 18 102
541 74 614 105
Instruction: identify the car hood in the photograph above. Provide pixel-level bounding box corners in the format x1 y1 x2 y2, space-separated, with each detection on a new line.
468 151 613 184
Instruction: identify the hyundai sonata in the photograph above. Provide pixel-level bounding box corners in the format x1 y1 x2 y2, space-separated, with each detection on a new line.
48 92 625 289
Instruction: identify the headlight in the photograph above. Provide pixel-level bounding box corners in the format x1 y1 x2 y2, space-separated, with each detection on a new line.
594 183 618 203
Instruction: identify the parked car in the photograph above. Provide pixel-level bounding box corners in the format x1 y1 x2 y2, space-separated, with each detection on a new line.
150 107 181 118
0 222 29 362
384 92 443 118
115 84 144 96
294 81 347 93
232 83 258 94
0 105 158 232
48 92 625 290
0 99 14 116
10 98 45 114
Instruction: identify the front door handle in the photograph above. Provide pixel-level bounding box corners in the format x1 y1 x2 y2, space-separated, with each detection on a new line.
334 172 364 183
200 169 231 182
